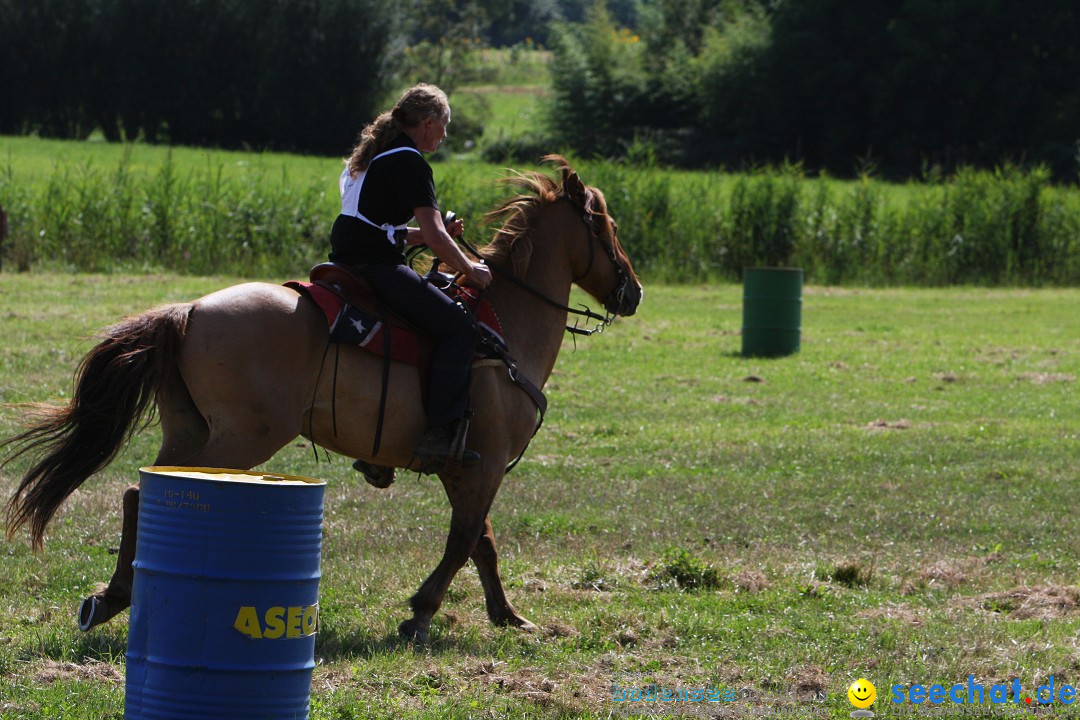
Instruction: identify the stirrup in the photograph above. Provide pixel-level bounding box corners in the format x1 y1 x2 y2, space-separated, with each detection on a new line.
413 415 479 475
353 458 395 488
444 412 476 475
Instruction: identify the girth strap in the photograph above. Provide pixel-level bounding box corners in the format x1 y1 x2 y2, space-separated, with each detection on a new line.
372 299 393 459
476 349 548 474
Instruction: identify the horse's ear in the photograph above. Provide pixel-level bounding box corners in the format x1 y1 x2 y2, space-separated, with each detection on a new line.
564 171 587 205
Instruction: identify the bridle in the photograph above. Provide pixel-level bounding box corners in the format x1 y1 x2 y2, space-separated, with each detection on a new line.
569 199 634 333
460 194 632 337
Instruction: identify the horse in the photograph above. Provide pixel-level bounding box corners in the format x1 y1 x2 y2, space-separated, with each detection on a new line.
1 155 642 643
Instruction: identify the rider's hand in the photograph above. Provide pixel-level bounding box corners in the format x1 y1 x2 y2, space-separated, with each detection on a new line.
463 262 492 289
445 218 464 239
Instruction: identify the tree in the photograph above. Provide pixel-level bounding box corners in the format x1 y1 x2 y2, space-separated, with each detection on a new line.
0 0 401 154
400 0 489 92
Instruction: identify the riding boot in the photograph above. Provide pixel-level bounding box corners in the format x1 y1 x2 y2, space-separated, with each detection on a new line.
413 421 480 475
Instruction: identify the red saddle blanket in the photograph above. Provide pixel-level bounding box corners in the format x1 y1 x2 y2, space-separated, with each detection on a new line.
285 277 506 367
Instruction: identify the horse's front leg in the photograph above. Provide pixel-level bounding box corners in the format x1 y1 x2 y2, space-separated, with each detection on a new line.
79 484 139 630
399 503 487 643
472 515 537 631
399 461 510 643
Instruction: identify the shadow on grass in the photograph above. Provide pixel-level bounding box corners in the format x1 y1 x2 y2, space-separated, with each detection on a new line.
316 621 524 661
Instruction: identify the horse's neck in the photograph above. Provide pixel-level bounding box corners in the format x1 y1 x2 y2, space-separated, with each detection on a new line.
489 239 573 389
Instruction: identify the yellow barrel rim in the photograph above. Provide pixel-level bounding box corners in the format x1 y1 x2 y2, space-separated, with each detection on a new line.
140 466 326 486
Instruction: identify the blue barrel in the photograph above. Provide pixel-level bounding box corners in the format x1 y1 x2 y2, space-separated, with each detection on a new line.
125 467 325 720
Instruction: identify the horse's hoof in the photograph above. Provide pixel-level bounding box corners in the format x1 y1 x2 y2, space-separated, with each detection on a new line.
78 592 129 631
398 618 430 644
493 613 539 632
78 596 114 631
78 596 100 631
515 618 540 633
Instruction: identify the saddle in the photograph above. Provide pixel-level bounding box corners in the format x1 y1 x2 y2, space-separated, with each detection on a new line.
286 262 507 367
286 262 546 485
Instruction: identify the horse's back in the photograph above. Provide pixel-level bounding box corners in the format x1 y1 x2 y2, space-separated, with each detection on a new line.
192 281 309 317
187 282 324 360
177 282 327 455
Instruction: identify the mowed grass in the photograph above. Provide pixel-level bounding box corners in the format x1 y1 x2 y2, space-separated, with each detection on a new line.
1 275 1079 718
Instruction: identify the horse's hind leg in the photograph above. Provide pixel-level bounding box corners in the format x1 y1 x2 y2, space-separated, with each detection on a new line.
79 381 213 630
472 516 537 631
78 431 291 631
78 484 140 630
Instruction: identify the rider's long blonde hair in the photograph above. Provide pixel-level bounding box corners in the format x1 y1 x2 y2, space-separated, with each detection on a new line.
345 83 449 176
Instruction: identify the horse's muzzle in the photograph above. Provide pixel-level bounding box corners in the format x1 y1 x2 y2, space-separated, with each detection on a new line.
606 279 643 317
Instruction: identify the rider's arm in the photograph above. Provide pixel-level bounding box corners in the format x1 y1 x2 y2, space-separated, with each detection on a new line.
410 207 492 288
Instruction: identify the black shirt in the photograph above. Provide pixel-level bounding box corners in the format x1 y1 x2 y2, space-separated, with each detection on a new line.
329 134 439 266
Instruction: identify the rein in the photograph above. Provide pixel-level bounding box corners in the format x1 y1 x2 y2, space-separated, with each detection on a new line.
457 196 630 337
459 235 610 336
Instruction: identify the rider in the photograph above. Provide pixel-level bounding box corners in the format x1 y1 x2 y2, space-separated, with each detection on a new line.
329 83 492 471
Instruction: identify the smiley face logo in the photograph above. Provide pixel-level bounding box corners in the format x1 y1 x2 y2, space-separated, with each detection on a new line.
848 678 877 709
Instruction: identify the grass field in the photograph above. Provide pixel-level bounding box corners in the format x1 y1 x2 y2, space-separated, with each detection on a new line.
1 274 1078 718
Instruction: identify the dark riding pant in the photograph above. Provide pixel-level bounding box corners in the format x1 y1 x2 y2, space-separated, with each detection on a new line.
358 262 480 429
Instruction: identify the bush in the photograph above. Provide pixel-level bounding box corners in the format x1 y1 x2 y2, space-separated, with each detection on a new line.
480 133 563 165
0 145 336 275
5 140 1080 286
720 164 802 272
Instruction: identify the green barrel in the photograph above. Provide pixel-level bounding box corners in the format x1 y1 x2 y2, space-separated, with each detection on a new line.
741 267 803 357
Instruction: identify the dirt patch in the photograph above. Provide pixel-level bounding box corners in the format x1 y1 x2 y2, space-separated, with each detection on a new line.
472 662 567 709
919 559 968 588
857 603 924 626
543 621 578 639
787 665 828 697
312 666 356 694
734 569 770 593
865 419 913 430
31 658 123 685
972 585 1080 620
711 395 762 405
1016 372 1075 385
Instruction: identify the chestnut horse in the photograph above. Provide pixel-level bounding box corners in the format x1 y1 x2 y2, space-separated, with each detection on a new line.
2 156 642 643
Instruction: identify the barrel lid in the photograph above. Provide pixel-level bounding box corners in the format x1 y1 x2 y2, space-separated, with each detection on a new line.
140 466 325 486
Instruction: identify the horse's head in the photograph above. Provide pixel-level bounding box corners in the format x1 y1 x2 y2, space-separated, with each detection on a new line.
552 157 643 318
483 156 643 322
